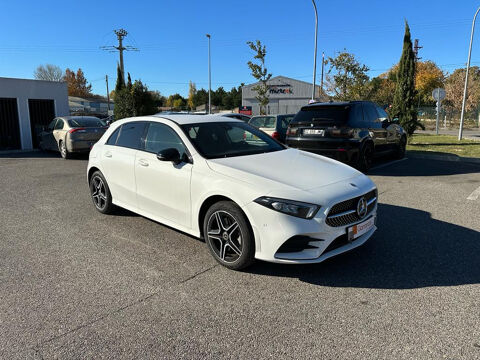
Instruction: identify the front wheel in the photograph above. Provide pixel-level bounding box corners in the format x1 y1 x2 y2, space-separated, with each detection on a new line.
204 201 255 270
357 142 374 172
89 171 115 214
394 136 406 159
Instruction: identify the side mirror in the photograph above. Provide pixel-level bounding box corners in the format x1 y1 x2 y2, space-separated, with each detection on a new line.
157 148 182 165
391 117 399 124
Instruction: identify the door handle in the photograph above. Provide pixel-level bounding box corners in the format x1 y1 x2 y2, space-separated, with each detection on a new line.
104 151 112 158
138 159 149 167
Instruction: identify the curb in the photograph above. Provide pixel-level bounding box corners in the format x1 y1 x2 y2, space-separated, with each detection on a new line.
407 151 480 165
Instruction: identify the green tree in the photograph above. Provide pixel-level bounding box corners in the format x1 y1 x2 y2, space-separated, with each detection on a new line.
166 94 186 110
212 86 226 107
326 50 370 100
115 64 125 92
247 40 272 115
391 21 423 136
193 88 208 109
131 80 157 116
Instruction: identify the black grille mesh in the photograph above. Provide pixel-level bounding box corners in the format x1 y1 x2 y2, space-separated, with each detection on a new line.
325 189 377 227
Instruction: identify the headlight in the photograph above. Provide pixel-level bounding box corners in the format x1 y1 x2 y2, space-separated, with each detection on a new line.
254 196 320 219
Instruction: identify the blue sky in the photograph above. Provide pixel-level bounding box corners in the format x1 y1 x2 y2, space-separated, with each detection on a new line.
1 0 479 97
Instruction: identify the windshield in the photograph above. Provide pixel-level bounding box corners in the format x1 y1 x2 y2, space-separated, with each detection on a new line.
181 121 285 159
292 105 351 126
68 118 105 128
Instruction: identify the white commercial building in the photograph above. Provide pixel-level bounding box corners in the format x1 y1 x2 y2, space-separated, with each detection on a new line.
0 77 69 150
241 75 323 116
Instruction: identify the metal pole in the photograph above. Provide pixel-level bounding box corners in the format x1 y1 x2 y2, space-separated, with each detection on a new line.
311 0 318 101
206 34 211 114
459 6 480 140
436 101 440 135
320 51 325 97
106 75 110 111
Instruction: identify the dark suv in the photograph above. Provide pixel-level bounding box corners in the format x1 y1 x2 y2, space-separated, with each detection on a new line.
285 101 406 171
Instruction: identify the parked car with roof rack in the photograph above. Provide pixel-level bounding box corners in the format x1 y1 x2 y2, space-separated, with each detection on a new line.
285 101 406 171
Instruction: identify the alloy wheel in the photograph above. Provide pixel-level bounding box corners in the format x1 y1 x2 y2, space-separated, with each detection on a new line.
60 142 66 158
91 176 107 210
207 211 243 263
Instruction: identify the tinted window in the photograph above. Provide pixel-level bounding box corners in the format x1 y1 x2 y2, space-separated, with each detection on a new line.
68 117 105 127
375 106 389 121
106 127 121 145
277 115 294 130
182 121 284 159
347 104 365 128
54 119 64 130
47 119 56 131
144 122 186 156
363 103 381 128
292 106 350 126
116 122 146 150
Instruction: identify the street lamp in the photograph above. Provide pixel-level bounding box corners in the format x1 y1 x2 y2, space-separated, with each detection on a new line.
311 0 318 101
206 34 212 114
459 6 480 140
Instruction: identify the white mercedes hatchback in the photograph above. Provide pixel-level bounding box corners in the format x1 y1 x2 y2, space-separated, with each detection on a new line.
87 115 378 270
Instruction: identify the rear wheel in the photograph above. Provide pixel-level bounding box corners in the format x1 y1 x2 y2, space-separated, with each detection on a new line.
89 171 115 214
203 201 255 270
357 142 374 172
59 140 71 159
394 136 407 159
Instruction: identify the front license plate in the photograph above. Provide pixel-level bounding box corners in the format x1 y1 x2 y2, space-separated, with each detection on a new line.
347 217 375 241
303 129 324 136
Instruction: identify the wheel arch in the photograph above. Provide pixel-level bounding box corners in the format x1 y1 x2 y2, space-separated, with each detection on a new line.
87 166 101 183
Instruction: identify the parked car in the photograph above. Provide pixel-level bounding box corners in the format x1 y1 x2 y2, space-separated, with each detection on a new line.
248 114 295 143
285 101 406 171
39 116 107 159
87 115 377 270
215 113 251 122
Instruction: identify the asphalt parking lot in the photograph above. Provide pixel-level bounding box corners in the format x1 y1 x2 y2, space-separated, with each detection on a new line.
0 153 479 359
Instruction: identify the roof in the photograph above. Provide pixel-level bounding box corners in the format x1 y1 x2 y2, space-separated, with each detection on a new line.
152 114 243 125
302 101 367 108
58 116 100 120
241 75 321 89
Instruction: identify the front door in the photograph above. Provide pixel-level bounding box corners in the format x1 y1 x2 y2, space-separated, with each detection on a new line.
39 119 57 150
135 122 192 228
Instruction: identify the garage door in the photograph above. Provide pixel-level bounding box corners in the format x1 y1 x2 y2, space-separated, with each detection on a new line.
0 98 21 150
28 99 55 148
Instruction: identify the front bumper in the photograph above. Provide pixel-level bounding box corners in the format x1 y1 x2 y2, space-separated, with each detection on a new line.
242 187 377 264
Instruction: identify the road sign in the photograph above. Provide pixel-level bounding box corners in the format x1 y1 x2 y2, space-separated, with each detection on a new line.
432 88 446 102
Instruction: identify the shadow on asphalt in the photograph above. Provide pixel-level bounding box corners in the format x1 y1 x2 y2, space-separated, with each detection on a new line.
369 157 480 177
248 203 480 289
0 150 89 160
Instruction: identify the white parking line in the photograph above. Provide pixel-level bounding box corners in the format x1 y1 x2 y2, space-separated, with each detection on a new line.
467 186 480 201
370 158 408 171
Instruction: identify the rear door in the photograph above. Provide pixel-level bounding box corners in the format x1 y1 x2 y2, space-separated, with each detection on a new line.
135 122 192 227
101 121 147 208
362 102 387 151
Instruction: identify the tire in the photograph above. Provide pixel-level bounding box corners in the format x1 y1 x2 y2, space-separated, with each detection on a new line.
394 136 407 159
203 201 255 270
357 142 374 172
59 140 71 159
89 170 115 214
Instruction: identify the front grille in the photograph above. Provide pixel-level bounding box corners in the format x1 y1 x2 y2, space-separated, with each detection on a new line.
325 189 377 227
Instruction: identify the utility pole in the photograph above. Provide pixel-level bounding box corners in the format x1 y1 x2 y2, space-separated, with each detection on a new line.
206 34 211 114
414 39 423 61
100 29 138 84
106 75 110 111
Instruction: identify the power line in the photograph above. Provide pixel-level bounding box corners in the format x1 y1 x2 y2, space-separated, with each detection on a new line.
100 29 139 82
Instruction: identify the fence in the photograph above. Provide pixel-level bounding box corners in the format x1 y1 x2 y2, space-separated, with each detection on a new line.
417 106 480 130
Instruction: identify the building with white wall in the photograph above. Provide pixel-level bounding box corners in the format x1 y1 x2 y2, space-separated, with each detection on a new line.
242 76 323 116
0 77 69 150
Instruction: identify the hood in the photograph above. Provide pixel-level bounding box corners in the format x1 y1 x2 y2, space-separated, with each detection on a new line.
207 148 362 192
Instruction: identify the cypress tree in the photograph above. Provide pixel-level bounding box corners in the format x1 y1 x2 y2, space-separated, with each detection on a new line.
391 21 423 136
115 63 125 92
127 72 132 90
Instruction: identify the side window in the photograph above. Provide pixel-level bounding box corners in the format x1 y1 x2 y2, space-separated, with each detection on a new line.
106 127 121 145
47 119 56 131
116 122 147 150
363 103 381 128
348 105 365 128
144 122 186 156
375 106 389 122
249 117 265 128
54 119 64 130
